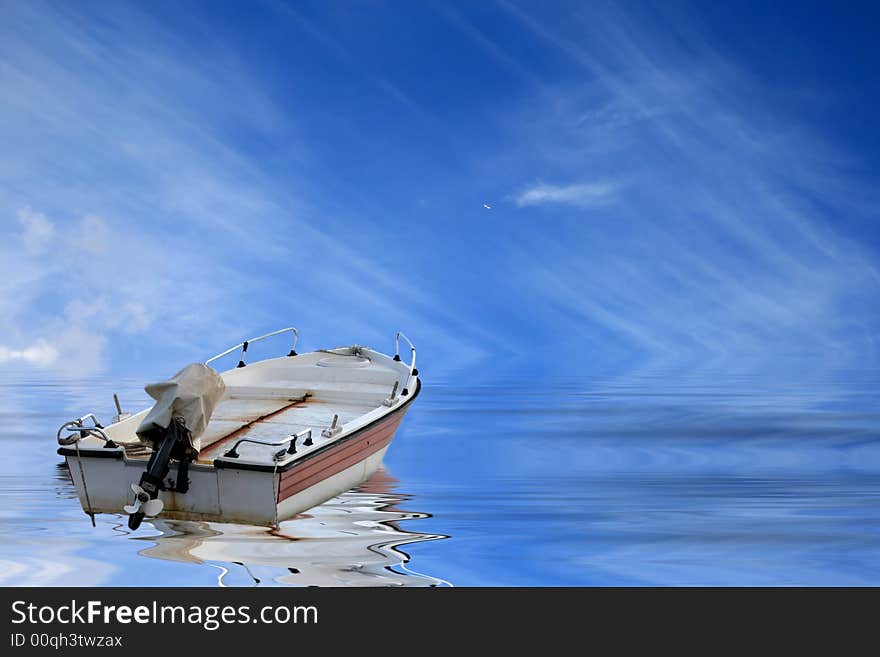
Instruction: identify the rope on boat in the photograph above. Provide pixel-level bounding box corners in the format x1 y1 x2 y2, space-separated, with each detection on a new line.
73 440 96 527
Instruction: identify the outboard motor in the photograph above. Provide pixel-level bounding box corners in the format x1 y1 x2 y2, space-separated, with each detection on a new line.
125 363 225 530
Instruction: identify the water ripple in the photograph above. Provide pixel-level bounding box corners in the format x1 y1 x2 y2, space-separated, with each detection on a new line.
1 373 880 585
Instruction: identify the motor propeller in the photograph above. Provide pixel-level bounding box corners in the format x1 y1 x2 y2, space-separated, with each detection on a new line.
123 483 164 517
123 364 223 530
125 417 196 530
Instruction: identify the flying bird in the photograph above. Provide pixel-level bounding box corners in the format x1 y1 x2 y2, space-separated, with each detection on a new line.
483 203 492 210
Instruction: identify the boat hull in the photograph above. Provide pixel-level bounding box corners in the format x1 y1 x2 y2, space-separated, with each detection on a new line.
64 446 394 526
64 444 403 527
61 360 420 527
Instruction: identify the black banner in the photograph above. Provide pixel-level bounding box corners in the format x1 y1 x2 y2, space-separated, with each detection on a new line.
0 587 873 652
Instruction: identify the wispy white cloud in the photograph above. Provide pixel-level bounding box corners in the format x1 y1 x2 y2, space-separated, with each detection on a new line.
0 1 488 377
0 207 211 375
1 0 875 386
488 1 880 379
0 339 58 366
17 206 55 254
515 181 618 208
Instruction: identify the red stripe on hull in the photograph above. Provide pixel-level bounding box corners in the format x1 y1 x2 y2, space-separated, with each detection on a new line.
277 409 406 503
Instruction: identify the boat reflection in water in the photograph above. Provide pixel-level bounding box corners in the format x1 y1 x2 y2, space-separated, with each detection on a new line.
132 469 450 586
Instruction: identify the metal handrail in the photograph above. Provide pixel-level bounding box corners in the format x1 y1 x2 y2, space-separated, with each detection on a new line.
206 327 300 368
78 413 102 429
222 428 312 461
56 416 117 448
394 331 418 377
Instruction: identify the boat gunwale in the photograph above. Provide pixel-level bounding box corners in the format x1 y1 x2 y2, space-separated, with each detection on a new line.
213 376 420 473
57 377 421 473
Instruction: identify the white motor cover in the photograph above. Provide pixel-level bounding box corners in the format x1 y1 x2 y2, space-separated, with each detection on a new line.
136 363 226 453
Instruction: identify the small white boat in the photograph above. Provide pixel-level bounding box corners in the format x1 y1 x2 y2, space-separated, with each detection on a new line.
57 328 420 530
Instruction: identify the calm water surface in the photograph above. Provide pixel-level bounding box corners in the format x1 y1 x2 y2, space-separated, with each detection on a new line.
1 373 879 586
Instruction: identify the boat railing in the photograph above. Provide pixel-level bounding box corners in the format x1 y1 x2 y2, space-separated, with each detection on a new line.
222 428 313 462
206 326 300 368
57 413 117 448
394 332 418 394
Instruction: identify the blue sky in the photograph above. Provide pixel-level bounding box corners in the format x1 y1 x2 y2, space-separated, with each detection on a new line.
1 0 879 383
